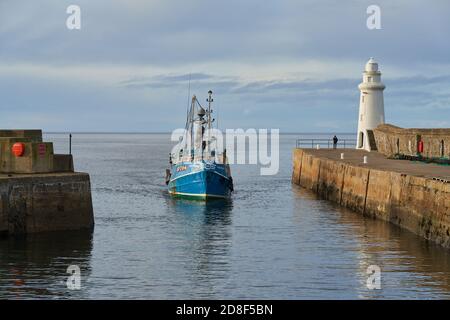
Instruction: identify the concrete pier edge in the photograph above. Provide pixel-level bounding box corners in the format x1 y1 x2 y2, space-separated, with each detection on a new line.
0 172 94 235
0 130 94 236
292 148 450 248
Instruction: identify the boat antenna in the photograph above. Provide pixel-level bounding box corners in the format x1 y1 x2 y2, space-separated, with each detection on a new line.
207 90 213 132
206 90 213 156
186 73 191 126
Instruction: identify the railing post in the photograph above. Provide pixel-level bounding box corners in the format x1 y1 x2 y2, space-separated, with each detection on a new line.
69 133 72 155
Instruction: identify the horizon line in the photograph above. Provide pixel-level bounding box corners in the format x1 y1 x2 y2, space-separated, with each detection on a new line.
42 131 357 135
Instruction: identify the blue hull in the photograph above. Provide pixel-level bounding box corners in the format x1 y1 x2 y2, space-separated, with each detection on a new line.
168 162 232 199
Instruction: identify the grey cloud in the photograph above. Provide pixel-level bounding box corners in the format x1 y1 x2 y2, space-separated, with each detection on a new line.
1 0 450 68
119 73 212 88
1 1 450 131
2 69 449 131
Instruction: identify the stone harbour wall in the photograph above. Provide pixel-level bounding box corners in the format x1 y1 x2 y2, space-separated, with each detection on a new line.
0 172 94 235
373 124 450 158
292 148 450 248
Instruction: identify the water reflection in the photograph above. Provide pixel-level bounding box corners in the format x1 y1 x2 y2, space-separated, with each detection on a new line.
292 186 450 299
346 213 450 299
166 198 233 298
0 231 93 299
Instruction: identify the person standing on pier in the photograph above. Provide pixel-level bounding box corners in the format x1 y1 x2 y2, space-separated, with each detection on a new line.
333 135 338 149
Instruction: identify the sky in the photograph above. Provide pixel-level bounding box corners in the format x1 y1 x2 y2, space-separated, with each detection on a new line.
0 0 449 132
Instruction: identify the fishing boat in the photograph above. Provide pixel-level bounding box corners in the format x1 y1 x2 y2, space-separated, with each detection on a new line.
166 90 233 199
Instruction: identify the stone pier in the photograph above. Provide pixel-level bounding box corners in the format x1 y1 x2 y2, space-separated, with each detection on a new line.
0 130 94 236
292 148 450 247
0 173 94 235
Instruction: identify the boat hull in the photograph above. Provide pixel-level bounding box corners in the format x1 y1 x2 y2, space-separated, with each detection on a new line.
168 162 232 199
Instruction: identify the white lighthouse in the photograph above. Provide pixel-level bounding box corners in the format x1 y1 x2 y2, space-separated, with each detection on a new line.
356 58 385 151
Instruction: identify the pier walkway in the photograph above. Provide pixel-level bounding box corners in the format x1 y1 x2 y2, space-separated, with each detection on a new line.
300 149 450 181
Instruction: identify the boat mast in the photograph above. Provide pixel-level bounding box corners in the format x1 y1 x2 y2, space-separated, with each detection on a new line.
206 90 213 158
190 95 196 161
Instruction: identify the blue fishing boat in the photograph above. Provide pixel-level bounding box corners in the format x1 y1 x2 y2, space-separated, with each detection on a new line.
166 91 233 199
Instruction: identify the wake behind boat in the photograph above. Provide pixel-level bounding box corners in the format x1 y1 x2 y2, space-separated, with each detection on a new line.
166 90 233 199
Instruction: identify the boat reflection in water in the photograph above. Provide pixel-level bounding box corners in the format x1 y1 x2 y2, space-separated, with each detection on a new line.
166 196 233 297
0 230 93 299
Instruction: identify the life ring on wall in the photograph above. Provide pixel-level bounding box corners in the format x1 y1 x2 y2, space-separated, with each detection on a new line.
12 142 25 157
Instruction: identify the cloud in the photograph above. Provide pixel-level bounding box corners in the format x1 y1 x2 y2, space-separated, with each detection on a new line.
2 0 450 67
119 73 215 89
0 0 449 131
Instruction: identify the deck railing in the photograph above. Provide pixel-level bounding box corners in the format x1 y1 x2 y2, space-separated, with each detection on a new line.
174 152 228 165
296 139 357 149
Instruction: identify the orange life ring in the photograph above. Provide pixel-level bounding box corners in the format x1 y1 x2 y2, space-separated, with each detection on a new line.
12 142 25 157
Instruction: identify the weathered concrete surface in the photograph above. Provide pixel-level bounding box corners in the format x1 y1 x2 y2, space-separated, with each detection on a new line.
0 130 42 142
0 138 54 173
53 154 74 172
0 129 74 174
292 148 450 247
373 124 450 158
0 172 94 235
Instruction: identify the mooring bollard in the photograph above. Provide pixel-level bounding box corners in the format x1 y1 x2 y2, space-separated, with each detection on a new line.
341 153 344 160
363 156 368 164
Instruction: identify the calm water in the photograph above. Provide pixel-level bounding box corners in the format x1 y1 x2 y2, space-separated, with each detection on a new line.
1 133 450 299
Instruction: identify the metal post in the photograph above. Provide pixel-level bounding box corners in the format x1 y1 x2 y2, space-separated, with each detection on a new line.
69 133 72 155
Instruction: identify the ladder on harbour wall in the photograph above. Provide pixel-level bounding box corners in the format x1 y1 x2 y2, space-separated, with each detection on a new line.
296 139 357 149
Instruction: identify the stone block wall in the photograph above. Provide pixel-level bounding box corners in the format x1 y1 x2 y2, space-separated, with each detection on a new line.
373 124 450 158
0 130 74 174
0 173 94 235
292 149 450 248
0 138 54 173
53 154 74 172
0 130 42 142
